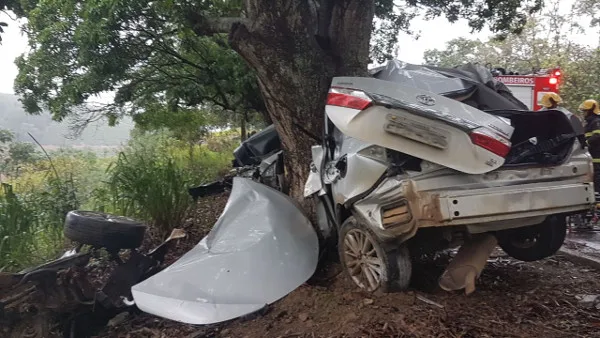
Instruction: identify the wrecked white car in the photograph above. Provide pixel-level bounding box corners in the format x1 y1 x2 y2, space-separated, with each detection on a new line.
132 61 594 324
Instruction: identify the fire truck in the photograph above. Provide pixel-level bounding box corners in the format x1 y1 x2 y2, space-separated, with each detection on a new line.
491 67 562 110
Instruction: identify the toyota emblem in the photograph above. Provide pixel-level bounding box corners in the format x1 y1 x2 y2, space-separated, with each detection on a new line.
416 94 436 106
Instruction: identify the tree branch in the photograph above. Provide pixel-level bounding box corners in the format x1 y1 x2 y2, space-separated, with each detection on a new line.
187 14 251 36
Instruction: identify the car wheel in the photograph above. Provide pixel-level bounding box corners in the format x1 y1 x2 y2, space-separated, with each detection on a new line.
64 211 147 251
497 215 566 262
338 216 412 292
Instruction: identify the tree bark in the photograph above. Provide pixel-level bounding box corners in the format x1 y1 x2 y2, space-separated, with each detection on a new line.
222 0 374 213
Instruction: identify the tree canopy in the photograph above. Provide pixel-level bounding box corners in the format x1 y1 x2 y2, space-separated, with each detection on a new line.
14 1 264 133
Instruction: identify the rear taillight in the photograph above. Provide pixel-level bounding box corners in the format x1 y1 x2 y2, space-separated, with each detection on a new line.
470 128 511 157
327 88 372 110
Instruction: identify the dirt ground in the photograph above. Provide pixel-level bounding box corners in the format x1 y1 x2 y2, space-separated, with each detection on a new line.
96 194 600 338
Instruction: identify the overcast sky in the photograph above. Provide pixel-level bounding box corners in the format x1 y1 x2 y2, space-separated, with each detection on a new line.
0 0 595 95
0 14 27 94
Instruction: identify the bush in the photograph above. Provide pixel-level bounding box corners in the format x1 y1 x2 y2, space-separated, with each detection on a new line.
101 152 191 236
0 176 77 271
0 183 40 270
0 150 99 271
92 130 235 237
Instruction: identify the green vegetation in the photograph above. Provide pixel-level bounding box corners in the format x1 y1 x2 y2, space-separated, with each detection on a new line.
12 0 265 139
0 128 237 271
92 130 236 237
0 148 81 270
0 129 39 178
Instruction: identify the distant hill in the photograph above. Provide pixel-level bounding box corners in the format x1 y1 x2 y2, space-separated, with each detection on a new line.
0 93 133 147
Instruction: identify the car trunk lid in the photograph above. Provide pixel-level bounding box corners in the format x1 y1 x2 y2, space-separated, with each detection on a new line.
326 77 515 174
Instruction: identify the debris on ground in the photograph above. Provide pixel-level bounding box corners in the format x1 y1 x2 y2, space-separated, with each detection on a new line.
107 312 130 327
0 194 229 338
416 294 444 309
576 294 600 309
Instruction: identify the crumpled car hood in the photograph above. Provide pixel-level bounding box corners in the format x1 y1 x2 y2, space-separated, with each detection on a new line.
131 177 319 325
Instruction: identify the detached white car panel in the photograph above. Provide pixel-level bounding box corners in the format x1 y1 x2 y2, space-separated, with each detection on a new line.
131 178 319 325
326 77 515 174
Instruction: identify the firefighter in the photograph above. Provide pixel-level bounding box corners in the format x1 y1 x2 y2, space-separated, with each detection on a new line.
581 99 600 193
578 99 600 229
539 92 562 110
538 93 585 138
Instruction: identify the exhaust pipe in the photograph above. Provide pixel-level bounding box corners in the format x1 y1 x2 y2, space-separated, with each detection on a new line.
438 233 497 295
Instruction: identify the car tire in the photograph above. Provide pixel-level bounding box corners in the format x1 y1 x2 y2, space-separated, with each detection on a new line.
64 211 147 251
497 215 566 262
338 216 412 293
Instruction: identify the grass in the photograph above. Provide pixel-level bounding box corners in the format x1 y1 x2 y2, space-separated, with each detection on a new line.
0 183 39 270
0 177 74 271
98 152 192 236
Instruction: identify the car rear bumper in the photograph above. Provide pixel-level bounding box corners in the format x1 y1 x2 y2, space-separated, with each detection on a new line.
437 182 594 225
353 178 594 242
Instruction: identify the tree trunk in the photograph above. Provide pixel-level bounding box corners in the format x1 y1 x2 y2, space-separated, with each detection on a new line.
225 0 374 213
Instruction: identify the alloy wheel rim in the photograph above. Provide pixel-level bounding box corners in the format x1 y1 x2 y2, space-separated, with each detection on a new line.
343 229 384 291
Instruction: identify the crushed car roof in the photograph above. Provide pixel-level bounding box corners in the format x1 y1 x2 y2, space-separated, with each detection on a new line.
371 60 529 111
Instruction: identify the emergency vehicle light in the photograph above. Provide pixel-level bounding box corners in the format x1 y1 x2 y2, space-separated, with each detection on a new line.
549 78 558 85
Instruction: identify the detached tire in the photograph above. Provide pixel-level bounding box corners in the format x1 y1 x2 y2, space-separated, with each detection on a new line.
64 211 147 251
338 216 412 293
497 216 566 262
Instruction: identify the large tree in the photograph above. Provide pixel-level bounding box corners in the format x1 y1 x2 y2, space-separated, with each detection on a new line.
14 0 543 208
